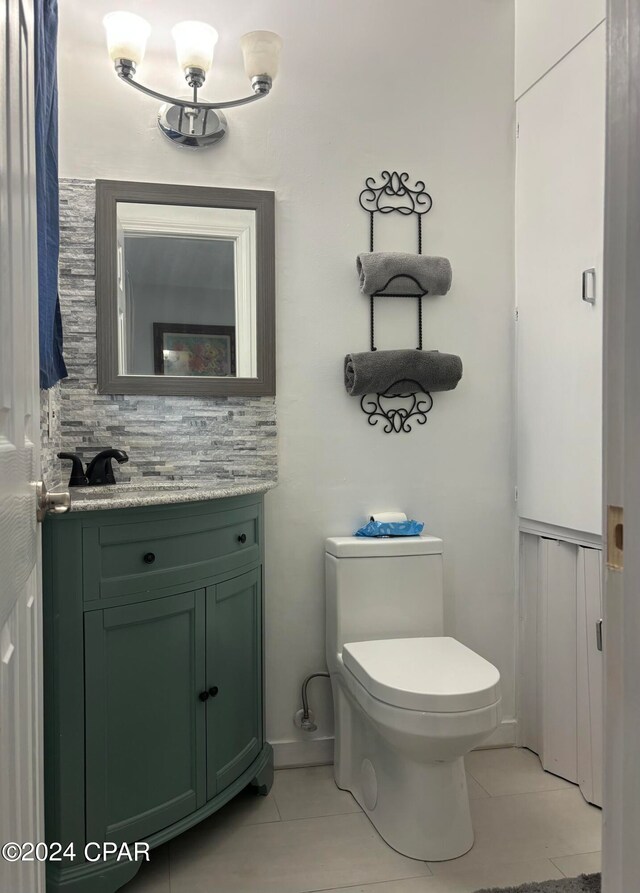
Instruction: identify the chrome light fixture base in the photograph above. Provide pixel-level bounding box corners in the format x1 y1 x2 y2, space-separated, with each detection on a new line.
114 58 137 79
250 74 273 95
157 102 228 148
184 66 206 89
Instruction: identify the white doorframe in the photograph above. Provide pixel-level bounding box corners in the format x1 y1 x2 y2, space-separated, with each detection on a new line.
601 1 640 889
0 1 44 891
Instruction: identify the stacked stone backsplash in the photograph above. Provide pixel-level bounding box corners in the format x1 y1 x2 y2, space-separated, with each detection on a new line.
40 384 62 487
41 179 277 486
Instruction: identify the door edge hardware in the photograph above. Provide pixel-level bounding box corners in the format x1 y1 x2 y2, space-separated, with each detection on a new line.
596 619 603 652
582 268 596 305
607 505 624 570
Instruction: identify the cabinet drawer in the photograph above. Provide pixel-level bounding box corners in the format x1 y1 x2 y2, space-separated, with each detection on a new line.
83 505 260 600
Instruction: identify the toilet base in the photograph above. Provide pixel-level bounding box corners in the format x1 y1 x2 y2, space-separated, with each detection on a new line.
332 677 486 861
339 754 474 861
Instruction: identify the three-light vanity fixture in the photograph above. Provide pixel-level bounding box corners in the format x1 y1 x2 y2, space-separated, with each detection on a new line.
103 12 282 148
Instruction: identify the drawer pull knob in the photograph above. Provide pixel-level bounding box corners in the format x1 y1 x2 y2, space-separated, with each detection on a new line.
143 552 156 564
237 533 247 544
209 686 219 697
198 691 210 702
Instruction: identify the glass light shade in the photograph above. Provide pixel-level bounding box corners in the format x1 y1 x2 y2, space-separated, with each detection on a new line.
240 31 283 81
172 21 218 73
103 11 151 64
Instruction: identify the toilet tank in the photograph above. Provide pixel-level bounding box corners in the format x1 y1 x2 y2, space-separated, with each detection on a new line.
325 535 444 670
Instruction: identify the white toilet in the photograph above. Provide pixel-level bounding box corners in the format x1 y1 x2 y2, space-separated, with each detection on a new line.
325 534 502 861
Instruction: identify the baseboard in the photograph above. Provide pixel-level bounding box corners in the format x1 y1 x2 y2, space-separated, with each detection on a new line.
519 518 602 550
475 718 518 749
271 720 517 769
271 736 334 769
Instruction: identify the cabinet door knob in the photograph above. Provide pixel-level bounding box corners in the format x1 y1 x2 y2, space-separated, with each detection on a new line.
209 686 219 697
143 552 156 564
198 691 210 702
237 533 247 544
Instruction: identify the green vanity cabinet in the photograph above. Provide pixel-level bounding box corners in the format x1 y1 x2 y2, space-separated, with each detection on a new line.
206 569 263 798
84 589 208 845
43 494 273 893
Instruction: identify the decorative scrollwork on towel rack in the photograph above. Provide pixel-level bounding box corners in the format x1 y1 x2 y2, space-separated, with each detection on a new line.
360 381 434 434
358 171 433 218
355 170 435 433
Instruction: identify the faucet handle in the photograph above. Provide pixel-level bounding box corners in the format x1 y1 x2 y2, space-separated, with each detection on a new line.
58 452 88 487
85 448 129 486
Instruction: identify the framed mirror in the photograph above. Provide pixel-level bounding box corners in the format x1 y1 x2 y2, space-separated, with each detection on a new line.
96 180 275 396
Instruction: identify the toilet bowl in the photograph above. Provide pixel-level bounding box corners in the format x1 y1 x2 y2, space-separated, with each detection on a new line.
325 535 502 861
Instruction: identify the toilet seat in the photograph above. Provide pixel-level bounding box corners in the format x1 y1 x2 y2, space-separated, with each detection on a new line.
342 636 501 713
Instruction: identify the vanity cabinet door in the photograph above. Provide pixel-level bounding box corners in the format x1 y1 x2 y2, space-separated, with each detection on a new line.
206 569 262 799
84 590 207 844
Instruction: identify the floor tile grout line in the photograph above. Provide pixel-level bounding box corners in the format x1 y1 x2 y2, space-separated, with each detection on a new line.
272 807 363 822
270 794 283 822
466 769 492 797
196 808 370 833
270 788 364 824
466 759 575 797
301 867 433 893
549 851 602 879
470 783 578 799
270 803 364 822
301 856 574 893
426 853 599 879
239 815 284 826
467 784 597 802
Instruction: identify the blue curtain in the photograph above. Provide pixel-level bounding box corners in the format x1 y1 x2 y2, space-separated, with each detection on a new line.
35 0 67 389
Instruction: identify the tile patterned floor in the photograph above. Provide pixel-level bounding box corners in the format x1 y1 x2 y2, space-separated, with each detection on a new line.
122 748 601 893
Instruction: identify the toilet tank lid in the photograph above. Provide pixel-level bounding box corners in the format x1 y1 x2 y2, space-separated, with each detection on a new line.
325 535 443 558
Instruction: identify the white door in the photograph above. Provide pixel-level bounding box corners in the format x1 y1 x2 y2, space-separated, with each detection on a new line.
0 1 44 890
519 534 604 804
516 22 605 535
539 539 578 783
577 546 603 807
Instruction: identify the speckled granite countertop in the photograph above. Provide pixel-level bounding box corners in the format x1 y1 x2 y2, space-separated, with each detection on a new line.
62 479 277 512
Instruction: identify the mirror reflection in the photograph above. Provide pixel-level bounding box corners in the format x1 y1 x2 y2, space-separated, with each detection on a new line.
115 202 257 379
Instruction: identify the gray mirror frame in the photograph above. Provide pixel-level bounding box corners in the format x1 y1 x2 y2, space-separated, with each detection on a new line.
96 179 275 396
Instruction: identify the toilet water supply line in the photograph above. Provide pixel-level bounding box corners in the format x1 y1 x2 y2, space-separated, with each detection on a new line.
299 672 330 731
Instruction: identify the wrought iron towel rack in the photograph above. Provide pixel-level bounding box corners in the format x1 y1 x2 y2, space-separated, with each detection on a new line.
359 170 433 353
356 170 435 433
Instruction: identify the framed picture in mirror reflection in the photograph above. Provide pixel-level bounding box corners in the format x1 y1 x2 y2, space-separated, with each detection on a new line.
153 323 236 377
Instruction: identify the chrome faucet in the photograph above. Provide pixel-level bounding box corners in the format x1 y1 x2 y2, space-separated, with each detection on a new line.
59 449 129 487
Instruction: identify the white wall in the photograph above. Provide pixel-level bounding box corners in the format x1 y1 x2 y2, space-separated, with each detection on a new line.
58 0 516 762
515 0 605 98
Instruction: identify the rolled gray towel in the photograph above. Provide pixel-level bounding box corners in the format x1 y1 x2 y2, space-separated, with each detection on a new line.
344 349 463 396
356 252 452 296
